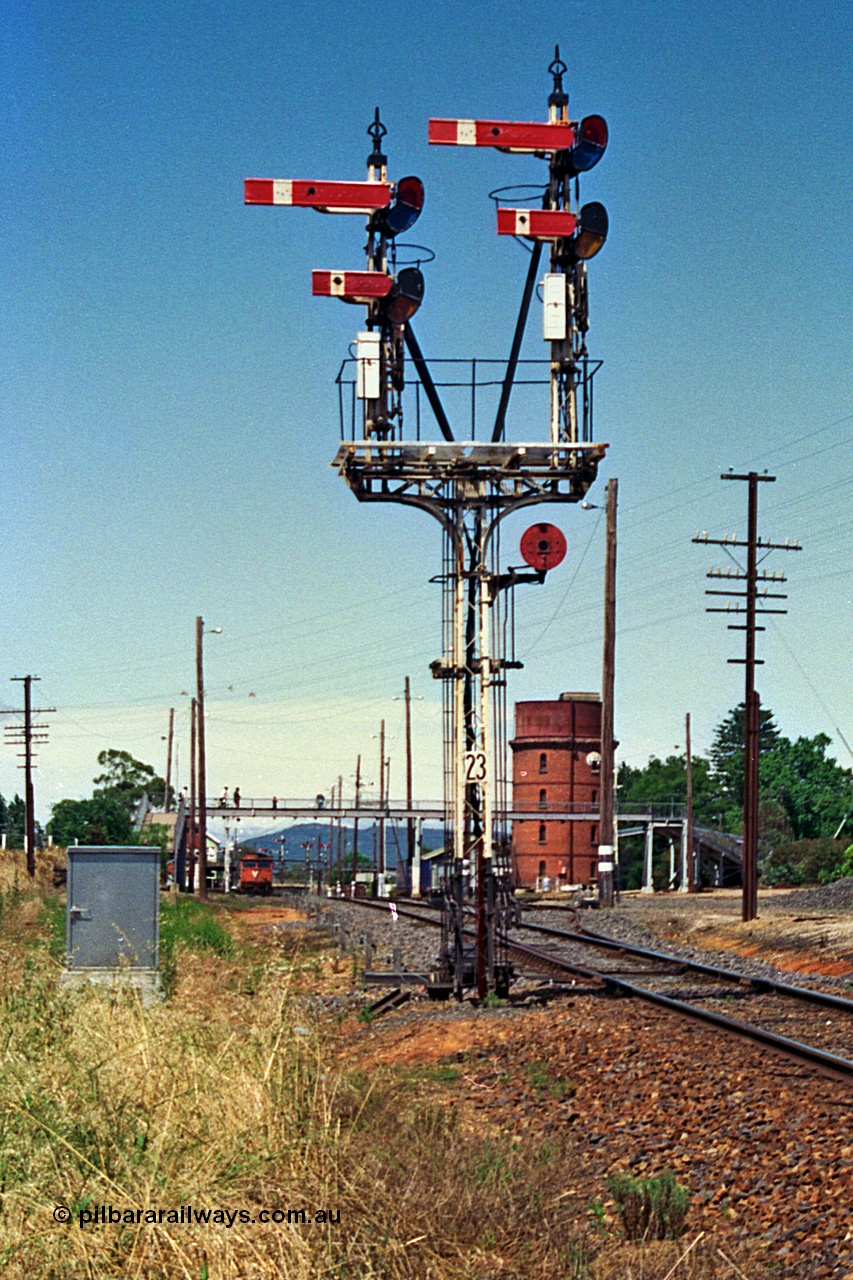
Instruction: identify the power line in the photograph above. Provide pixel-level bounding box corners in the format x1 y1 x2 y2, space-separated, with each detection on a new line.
767 620 853 765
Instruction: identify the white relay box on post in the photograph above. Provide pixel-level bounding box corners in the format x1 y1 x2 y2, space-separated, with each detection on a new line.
542 273 567 341
356 330 381 400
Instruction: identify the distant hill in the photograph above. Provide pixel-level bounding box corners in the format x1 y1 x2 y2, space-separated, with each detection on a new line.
240 821 442 866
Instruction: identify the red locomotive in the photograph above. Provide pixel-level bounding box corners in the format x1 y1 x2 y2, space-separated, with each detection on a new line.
238 853 274 896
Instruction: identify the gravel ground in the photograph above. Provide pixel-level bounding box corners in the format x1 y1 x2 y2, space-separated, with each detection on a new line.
318 899 445 977
337 977 853 1278
778 878 853 912
532 903 853 990
313 894 853 994
280 894 853 1275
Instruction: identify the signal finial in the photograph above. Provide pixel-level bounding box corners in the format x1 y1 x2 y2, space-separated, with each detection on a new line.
548 44 568 116
367 108 388 178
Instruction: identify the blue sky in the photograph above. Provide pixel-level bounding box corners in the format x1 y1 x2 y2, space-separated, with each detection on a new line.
2 0 852 824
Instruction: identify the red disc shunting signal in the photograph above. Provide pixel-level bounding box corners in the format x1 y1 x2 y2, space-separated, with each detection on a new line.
520 523 567 572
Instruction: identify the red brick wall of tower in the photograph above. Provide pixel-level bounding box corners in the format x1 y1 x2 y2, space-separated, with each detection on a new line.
510 695 602 888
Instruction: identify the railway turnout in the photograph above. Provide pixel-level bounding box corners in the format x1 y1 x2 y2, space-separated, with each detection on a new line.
340 896 853 1081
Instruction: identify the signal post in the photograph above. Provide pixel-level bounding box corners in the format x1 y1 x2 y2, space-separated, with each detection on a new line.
244 50 614 996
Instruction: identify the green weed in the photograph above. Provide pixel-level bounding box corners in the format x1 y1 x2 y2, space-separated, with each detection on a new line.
608 1168 690 1240
473 1139 511 1187
589 1197 606 1226
562 1230 596 1278
422 1063 461 1084
159 896 233 995
41 897 66 961
524 1060 576 1100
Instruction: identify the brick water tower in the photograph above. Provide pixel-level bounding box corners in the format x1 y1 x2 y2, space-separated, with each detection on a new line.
510 694 602 889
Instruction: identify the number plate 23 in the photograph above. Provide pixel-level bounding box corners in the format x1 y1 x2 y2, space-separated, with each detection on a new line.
463 751 487 783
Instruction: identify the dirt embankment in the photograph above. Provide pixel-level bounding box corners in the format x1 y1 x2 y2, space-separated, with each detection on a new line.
618 887 853 981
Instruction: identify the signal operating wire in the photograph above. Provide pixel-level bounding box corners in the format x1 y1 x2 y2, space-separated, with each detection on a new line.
522 509 603 656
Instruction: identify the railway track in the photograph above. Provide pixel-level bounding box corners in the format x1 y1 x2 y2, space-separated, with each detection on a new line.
337 895 853 1080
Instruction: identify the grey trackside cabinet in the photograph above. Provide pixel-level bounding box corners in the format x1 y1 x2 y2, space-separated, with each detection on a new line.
63 846 161 997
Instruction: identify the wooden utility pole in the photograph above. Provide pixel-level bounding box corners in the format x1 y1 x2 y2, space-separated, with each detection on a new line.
696 471 800 922
405 676 414 894
378 719 386 895
372 824 377 896
164 707 175 811
351 753 361 892
189 698 197 892
742 473 761 922
337 773 343 891
6 676 53 877
328 782 336 890
597 478 617 908
20 676 36 878
685 712 695 893
23 676 36 876
196 617 208 899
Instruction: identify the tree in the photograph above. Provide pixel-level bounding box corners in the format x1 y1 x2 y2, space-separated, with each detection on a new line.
759 733 853 842
617 753 719 823
49 796 135 847
709 704 781 808
93 749 171 815
47 748 175 850
616 706 853 887
4 795 25 848
138 822 173 855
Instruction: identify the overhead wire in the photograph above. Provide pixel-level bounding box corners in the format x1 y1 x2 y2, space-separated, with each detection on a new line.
767 619 853 765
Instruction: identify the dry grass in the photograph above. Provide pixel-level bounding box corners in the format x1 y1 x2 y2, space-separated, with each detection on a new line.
0 881 774 1279
0 847 63 898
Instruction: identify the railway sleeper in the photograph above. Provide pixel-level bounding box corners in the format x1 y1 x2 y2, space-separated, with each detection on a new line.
366 988 412 1018
362 972 431 986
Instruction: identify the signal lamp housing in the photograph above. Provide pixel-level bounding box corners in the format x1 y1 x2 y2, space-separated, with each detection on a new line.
569 115 608 172
574 202 609 260
377 175 425 237
384 266 425 325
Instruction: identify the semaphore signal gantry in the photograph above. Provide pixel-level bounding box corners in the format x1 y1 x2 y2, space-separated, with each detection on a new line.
244 48 613 999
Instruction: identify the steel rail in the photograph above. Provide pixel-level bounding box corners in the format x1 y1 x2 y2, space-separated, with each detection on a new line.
503 934 853 1080
335 896 853 1077
517 919 853 1017
387 898 853 1020
335 897 443 926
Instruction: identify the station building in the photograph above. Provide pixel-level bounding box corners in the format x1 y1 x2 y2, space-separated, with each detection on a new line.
510 693 602 889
